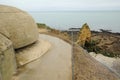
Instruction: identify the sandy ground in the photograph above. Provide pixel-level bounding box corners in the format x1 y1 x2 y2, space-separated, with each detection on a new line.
38 29 48 33
15 34 72 80
89 52 120 77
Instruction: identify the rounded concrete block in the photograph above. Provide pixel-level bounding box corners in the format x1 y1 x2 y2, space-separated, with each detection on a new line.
0 5 39 49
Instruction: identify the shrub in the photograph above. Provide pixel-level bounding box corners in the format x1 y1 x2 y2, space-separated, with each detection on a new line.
84 40 120 57
84 40 101 53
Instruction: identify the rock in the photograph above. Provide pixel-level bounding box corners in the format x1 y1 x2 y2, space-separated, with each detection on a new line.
0 34 16 80
0 5 39 49
76 23 91 46
89 52 97 57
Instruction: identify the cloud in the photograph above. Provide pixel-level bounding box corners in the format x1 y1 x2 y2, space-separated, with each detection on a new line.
0 0 120 11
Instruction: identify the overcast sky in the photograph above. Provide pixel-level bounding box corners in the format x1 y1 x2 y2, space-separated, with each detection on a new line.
0 0 120 11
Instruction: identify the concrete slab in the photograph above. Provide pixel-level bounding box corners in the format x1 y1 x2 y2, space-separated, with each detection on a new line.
16 34 72 80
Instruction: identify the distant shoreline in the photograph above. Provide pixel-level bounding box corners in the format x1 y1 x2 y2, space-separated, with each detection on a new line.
61 28 120 34
28 10 120 13
30 11 120 32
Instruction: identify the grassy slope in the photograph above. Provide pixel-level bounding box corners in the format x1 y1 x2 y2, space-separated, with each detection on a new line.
73 45 119 80
91 32 120 57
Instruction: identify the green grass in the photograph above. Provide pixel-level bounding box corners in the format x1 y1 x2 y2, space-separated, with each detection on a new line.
37 23 52 30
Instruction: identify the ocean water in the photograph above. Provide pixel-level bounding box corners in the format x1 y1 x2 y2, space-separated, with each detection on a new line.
29 11 120 32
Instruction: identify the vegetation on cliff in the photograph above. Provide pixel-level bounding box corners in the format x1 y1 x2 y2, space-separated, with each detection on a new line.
37 23 120 58
37 23 120 79
61 24 120 58
37 23 71 43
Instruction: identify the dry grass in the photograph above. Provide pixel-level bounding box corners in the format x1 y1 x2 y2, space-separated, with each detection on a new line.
73 45 120 80
39 29 72 44
91 32 120 57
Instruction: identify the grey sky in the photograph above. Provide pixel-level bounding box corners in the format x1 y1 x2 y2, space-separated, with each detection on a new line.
0 0 120 11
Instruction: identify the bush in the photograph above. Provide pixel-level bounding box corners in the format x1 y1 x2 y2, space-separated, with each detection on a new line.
84 40 120 57
101 51 120 58
84 40 101 53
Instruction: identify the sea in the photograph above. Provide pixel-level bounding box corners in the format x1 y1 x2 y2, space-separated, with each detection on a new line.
29 11 120 32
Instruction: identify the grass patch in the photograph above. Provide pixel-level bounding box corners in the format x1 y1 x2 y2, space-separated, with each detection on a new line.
37 23 52 30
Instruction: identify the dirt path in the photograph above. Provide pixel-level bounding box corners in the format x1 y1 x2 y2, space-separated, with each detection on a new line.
17 34 72 80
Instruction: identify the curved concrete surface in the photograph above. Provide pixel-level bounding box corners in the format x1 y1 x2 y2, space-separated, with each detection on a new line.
16 38 51 67
16 34 72 80
0 5 39 49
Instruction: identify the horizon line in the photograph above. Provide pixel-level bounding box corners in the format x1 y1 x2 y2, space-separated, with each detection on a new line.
27 10 120 12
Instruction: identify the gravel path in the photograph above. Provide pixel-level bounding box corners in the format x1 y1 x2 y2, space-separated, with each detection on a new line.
17 34 72 80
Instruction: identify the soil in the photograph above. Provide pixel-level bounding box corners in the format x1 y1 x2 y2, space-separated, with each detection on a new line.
73 45 120 80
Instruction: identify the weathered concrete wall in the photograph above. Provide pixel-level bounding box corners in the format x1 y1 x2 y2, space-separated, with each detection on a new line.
0 5 39 49
0 34 16 80
0 5 39 80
